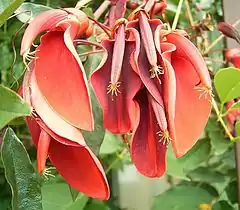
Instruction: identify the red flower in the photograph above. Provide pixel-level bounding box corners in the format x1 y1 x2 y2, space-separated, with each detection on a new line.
22 62 109 200
127 11 212 177
21 8 110 199
21 8 93 131
91 19 142 134
225 48 240 68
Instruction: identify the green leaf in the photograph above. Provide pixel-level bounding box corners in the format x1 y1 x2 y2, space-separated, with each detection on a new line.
84 200 109 210
42 183 73 210
214 67 240 103
0 0 25 27
82 53 105 155
166 145 190 181
0 43 13 71
187 167 225 183
178 138 211 172
0 85 31 129
212 200 235 210
65 194 89 210
1 128 42 210
15 2 51 23
225 180 238 204
209 131 230 155
99 131 121 155
68 185 79 202
152 186 214 210
42 183 88 210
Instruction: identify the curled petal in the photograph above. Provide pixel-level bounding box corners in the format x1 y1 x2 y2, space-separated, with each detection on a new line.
166 33 212 89
35 31 93 131
131 90 167 177
26 63 86 146
20 9 68 55
171 56 211 157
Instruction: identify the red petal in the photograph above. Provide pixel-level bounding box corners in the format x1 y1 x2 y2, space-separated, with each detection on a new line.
21 9 68 55
35 31 93 131
171 56 211 157
29 65 86 146
166 33 212 89
225 48 240 68
131 90 167 177
49 141 109 200
37 129 51 173
26 118 110 199
91 39 141 134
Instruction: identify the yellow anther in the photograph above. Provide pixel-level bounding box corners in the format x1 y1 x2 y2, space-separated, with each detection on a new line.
107 82 121 97
157 130 171 145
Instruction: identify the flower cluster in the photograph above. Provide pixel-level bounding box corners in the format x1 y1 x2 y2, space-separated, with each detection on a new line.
20 0 212 200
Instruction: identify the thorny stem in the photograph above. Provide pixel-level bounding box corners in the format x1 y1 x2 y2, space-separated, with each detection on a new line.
203 18 240 55
75 0 91 9
211 98 234 140
94 0 111 20
185 0 194 27
172 0 184 31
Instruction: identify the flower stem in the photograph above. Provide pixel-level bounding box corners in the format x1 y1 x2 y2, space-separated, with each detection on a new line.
185 0 194 26
105 148 128 174
75 0 92 9
94 0 111 20
211 98 234 140
172 0 184 31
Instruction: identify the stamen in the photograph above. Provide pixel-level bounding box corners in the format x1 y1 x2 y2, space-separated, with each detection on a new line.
42 167 56 180
149 65 164 79
157 130 171 146
107 82 121 99
194 85 213 100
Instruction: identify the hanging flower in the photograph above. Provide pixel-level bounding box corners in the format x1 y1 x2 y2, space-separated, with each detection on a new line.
127 9 212 177
91 19 142 134
20 8 110 199
21 8 94 131
22 61 110 200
